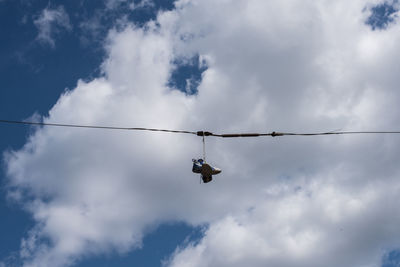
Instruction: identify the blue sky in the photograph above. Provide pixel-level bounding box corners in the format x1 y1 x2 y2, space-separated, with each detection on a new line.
2 0 400 267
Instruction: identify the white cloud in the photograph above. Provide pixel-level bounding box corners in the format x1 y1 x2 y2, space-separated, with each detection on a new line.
105 0 153 10
5 0 400 266
79 0 155 46
168 176 400 267
33 6 72 48
130 0 154 10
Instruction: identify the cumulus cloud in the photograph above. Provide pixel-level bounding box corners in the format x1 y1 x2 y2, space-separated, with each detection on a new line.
33 6 72 48
5 0 400 266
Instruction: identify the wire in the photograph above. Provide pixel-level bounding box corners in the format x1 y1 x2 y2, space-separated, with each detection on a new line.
0 119 197 135
202 135 206 162
195 130 400 137
1 119 400 137
211 131 400 137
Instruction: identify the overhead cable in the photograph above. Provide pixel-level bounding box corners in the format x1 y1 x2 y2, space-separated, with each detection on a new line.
0 119 197 135
1 119 400 138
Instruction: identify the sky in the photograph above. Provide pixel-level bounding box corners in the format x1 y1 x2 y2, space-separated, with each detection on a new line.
1 0 400 266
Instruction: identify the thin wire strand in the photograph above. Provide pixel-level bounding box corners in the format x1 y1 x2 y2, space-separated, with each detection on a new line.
272 131 400 136
1 119 400 137
0 119 197 135
202 135 206 162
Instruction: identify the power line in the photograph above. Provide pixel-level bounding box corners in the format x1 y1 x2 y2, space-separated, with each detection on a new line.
209 131 400 137
1 119 400 138
0 119 197 135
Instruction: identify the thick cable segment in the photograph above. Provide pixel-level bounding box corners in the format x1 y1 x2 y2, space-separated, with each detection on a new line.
196 131 400 137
